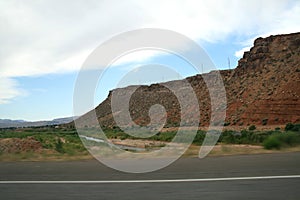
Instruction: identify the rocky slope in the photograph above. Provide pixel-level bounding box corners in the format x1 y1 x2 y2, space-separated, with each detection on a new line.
75 32 300 129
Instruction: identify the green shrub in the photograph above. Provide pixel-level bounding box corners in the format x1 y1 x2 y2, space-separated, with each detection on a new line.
275 127 281 131
55 139 65 153
285 123 300 132
263 132 300 149
248 125 256 131
277 132 300 145
192 131 205 145
157 131 176 142
263 137 281 149
285 123 294 131
262 118 268 126
224 122 230 126
219 130 237 144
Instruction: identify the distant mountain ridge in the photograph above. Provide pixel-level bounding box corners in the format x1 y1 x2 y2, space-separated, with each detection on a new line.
0 117 75 128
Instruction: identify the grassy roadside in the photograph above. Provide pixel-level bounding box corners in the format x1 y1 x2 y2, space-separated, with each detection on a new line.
0 127 90 161
0 151 93 162
2 144 300 161
0 123 299 161
184 144 300 157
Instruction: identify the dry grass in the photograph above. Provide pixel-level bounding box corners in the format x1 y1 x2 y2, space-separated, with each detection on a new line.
184 144 300 157
0 150 92 162
1 143 300 162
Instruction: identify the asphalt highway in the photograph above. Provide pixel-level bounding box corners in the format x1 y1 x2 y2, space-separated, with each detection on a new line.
1 152 300 200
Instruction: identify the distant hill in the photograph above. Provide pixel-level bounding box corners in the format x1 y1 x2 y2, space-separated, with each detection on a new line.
0 117 75 128
73 32 300 129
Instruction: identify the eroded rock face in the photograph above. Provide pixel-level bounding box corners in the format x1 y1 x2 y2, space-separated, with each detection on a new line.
75 32 300 128
227 32 300 126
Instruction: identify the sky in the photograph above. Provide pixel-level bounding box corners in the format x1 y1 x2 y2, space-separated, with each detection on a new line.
0 0 300 121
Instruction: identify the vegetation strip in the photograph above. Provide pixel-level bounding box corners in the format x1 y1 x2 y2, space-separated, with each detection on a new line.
0 123 299 160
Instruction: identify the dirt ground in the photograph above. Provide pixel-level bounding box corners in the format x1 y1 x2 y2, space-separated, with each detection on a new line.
0 137 43 153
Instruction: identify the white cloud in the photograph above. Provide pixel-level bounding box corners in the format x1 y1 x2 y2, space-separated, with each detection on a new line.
0 77 26 104
111 50 164 68
233 1 300 58
235 46 252 58
0 0 300 103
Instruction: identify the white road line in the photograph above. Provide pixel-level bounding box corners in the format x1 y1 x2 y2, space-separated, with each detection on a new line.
1 175 300 184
